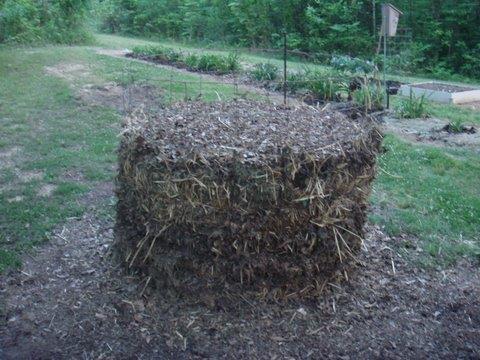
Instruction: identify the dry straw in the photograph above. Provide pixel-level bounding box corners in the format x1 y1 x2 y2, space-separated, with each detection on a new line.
115 99 382 301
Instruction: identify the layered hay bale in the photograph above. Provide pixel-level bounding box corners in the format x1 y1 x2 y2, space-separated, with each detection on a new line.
115 100 382 300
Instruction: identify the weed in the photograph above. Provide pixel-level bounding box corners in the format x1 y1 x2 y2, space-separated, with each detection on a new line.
448 118 466 133
396 90 429 119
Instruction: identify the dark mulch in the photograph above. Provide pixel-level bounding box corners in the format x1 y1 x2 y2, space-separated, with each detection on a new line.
1 185 479 359
442 123 477 134
123 99 376 160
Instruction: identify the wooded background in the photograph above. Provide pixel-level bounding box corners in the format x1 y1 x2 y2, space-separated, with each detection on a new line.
1 0 479 79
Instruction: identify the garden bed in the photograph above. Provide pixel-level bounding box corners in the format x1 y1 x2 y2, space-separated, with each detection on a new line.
400 82 480 104
125 46 385 112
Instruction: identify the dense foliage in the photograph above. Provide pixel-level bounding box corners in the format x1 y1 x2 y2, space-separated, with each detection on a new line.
94 0 480 79
0 0 91 44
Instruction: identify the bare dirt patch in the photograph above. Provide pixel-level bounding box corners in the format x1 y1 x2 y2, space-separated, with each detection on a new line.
16 170 44 183
61 169 85 182
44 61 165 113
44 63 90 82
77 82 164 113
382 116 480 148
36 184 57 198
7 196 24 203
1 184 479 359
0 147 21 170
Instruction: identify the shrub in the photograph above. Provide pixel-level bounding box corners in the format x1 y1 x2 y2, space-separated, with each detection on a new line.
0 0 41 43
249 63 279 81
331 55 377 75
0 0 91 44
382 42 430 75
395 91 429 119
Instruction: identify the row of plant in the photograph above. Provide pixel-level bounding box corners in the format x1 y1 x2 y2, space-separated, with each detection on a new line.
130 45 241 74
249 61 385 110
130 46 435 119
130 47 385 109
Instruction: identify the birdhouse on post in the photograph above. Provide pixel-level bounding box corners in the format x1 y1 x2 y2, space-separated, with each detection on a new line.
381 3 403 37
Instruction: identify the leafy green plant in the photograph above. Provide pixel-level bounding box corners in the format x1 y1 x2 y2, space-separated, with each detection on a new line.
185 53 199 69
195 54 225 73
164 48 183 63
0 0 91 44
131 45 164 57
396 91 430 119
306 72 346 101
131 45 184 64
249 63 278 81
286 71 309 93
133 48 241 74
353 81 384 111
225 52 241 72
446 118 465 133
331 55 377 75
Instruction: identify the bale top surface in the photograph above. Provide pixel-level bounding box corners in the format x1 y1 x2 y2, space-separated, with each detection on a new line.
126 100 375 162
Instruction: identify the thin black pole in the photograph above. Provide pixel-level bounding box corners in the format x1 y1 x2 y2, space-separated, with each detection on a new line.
283 31 287 107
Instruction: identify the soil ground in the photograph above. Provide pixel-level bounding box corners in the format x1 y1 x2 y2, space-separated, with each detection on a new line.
382 116 480 149
412 83 477 93
1 184 479 359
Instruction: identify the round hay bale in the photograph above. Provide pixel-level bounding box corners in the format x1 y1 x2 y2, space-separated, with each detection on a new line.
115 100 382 300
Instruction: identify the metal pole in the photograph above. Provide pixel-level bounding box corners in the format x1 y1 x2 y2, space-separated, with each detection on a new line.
283 30 287 107
383 8 388 109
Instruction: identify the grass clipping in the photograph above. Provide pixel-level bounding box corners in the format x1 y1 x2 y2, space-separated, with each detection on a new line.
115 100 383 300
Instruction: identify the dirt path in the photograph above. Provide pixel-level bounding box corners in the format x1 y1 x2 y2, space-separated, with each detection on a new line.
1 183 479 359
381 116 480 149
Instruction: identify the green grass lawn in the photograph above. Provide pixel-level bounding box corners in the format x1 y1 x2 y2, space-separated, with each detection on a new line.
0 35 479 273
372 136 480 265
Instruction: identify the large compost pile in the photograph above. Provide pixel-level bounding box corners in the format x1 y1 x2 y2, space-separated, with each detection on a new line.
115 100 382 300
